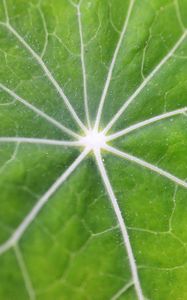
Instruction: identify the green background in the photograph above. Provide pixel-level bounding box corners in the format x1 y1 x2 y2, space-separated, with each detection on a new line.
0 0 187 299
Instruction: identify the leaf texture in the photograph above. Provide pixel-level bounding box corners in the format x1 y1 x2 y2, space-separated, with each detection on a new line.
0 0 187 299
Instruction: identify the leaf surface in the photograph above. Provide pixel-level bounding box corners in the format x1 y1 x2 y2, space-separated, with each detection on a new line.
0 0 187 299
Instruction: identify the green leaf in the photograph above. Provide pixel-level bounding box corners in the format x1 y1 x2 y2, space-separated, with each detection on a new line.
0 0 187 299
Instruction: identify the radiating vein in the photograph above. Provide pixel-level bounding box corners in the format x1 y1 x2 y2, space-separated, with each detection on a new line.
103 30 187 134
94 0 135 130
0 137 83 147
107 107 187 141
94 149 144 300
0 3 87 133
77 2 91 128
0 148 89 256
6 21 86 132
105 145 187 189
0 83 80 139
14 244 35 300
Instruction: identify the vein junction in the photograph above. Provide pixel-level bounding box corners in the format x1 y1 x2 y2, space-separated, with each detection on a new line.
0 0 187 299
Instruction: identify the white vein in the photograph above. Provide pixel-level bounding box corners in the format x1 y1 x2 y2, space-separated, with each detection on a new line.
0 148 89 255
107 107 187 141
103 30 187 134
94 0 135 130
1 0 87 133
111 281 134 300
77 3 91 128
105 145 187 189
0 0 187 298
6 21 86 133
0 83 80 139
14 244 35 300
94 149 144 300
0 137 83 147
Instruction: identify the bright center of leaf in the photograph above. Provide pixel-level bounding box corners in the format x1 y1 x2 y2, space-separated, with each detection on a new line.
80 130 106 150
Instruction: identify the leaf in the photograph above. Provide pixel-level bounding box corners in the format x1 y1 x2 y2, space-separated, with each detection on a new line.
0 0 187 299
